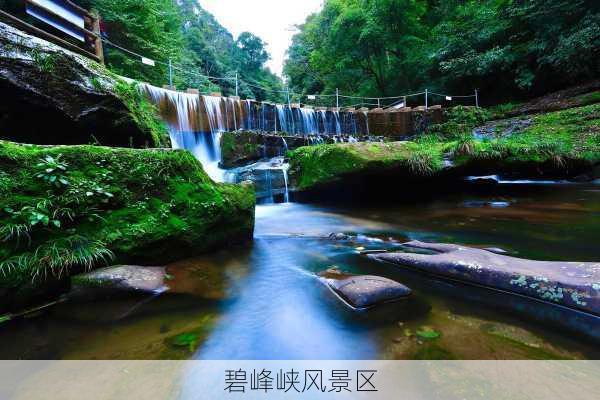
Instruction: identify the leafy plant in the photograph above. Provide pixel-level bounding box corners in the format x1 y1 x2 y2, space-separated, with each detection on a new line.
34 155 69 188
416 326 441 340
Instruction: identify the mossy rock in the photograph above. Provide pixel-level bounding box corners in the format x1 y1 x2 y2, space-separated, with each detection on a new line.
0 21 168 148
0 141 255 310
288 104 600 193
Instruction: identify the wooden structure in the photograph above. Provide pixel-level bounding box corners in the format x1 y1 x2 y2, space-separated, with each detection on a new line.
0 0 103 63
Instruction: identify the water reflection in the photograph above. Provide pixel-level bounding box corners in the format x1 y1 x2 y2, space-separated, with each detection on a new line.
195 237 378 359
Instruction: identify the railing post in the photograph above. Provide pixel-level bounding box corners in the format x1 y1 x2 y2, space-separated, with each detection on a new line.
425 89 428 110
377 98 381 108
91 13 104 64
475 89 479 108
336 88 339 109
404 96 407 108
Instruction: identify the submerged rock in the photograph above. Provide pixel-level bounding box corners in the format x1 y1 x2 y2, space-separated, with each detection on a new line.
321 273 412 310
0 21 167 147
370 241 600 315
72 266 168 294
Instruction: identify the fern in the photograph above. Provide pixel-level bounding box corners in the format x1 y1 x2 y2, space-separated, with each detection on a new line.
0 236 115 283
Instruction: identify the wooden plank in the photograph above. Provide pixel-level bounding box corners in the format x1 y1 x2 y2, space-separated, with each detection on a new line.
25 0 99 38
0 9 100 62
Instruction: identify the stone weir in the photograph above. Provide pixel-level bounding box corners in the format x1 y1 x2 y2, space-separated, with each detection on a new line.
139 84 445 140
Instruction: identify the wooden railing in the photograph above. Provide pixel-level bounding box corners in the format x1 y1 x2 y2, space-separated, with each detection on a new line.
0 0 103 63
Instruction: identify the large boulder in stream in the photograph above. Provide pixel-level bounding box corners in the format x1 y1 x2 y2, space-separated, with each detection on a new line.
0 21 167 147
369 241 600 316
320 270 412 310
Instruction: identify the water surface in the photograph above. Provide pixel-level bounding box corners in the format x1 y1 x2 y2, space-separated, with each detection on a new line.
1 182 598 360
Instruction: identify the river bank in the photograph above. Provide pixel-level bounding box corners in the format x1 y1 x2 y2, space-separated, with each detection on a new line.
0 182 598 359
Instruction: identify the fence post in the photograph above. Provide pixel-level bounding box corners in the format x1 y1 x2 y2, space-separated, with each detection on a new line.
91 13 104 64
404 96 407 108
168 58 173 87
377 98 381 108
425 89 428 110
475 89 479 108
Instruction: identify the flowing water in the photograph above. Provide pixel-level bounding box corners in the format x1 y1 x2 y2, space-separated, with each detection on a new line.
1 182 599 360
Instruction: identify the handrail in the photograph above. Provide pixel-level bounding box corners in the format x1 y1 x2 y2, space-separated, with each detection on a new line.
24 0 99 38
0 9 100 62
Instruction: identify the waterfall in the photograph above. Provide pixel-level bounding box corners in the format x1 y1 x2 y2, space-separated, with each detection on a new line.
140 84 224 182
244 100 254 130
333 111 342 135
276 105 285 133
282 163 290 203
299 108 318 135
363 111 370 136
201 95 227 181
280 137 288 156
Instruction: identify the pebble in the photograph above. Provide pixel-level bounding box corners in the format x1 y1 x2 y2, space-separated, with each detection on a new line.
393 337 403 344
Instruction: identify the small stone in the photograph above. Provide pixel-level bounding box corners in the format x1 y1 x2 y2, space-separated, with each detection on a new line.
417 340 424 345
398 322 405 327
393 337 403 344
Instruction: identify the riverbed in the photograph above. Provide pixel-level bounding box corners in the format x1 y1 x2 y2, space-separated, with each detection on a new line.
1 181 598 360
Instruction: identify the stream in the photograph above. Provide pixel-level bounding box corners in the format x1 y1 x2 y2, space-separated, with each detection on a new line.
1 181 599 360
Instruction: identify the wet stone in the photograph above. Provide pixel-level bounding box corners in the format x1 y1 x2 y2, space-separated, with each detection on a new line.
325 275 412 310
72 265 168 294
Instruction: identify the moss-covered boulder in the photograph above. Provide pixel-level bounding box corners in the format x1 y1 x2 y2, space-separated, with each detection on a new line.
289 103 600 193
220 131 314 168
0 21 168 147
0 141 255 310
288 141 446 191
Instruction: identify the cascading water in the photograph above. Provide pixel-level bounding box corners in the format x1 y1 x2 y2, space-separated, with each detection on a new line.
363 111 370 136
140 84 224 182
333 111 342 135
303 108 318 135
139 83 368 201
200 95 227 181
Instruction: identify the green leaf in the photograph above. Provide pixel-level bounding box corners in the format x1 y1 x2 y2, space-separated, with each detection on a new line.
52 220 61 228
416 326 441 340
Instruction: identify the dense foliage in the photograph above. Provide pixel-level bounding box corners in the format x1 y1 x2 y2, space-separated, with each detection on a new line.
75 0 285 101
0 0 284 101
284 0 600 105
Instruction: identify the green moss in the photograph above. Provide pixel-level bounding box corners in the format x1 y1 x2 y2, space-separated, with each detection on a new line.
411 344 457 360
431 106 492 139
576 91 600 106
288 141 445 190
220 131 264 167
112 80 170 148
468 103 600 165
220 132 237 162
485 332 569 360
0 141 255 291
289 103 599 191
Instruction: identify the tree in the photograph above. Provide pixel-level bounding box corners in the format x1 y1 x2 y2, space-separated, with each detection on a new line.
284 0 600 105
